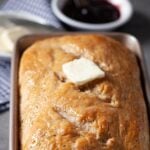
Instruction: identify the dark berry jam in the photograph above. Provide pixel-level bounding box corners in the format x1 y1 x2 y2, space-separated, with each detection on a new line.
62 0 120 24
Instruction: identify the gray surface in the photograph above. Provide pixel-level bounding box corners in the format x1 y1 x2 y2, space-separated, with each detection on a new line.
0 0 150 149
0 111 9 150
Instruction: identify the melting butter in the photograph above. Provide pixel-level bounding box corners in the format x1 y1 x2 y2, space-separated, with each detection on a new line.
62 58 105 85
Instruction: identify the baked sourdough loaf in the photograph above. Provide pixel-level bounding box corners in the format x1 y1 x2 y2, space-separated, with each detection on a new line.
19 34 149 149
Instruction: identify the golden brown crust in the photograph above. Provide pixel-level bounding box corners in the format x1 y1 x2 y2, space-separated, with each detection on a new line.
19 34 149 150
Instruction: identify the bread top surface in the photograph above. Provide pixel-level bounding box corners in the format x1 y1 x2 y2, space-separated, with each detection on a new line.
19 34 149 150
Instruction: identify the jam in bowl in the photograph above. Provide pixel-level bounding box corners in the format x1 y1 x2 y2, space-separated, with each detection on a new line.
51 0 133 30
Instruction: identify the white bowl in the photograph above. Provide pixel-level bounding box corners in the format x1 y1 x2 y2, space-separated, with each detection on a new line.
51 0 133 31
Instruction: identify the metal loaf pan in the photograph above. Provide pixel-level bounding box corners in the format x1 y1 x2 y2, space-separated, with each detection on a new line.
10 32 150 150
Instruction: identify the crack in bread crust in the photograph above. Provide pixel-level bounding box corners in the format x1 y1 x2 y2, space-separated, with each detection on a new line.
19 34 149 150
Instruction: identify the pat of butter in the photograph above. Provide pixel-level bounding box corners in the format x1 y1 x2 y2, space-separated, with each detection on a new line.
62 58 105 85
0 26 31 52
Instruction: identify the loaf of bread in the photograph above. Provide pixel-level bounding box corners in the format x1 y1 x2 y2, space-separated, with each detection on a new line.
19 34 149 149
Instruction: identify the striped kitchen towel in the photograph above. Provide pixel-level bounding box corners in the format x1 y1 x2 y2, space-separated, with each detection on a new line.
1 0 61 28
0 58 10 112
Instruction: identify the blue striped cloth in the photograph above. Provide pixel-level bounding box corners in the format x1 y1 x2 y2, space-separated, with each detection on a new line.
1 0 61 28
0 58 10 112
0 0 61 112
